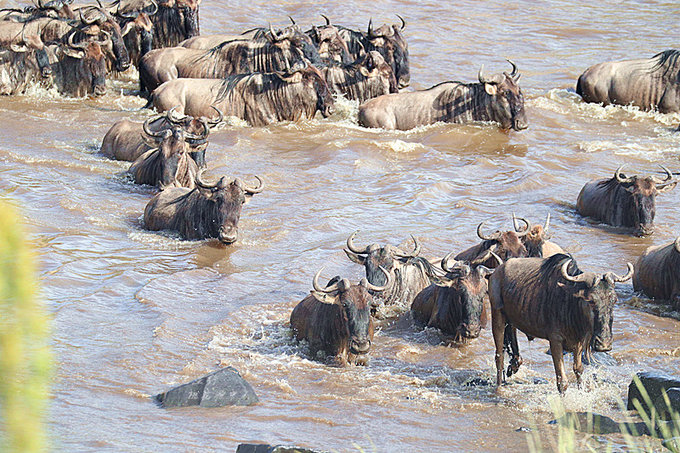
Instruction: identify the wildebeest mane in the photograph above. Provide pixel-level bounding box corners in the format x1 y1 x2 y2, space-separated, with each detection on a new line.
435 81 496 124
152 4 184 48
650 49 680 80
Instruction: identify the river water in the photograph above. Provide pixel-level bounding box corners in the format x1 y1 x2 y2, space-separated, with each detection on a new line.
1 0 679 451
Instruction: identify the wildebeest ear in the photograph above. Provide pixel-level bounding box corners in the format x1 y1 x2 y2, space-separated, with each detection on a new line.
475 265 494 278
484 83 497 96
60 46 85 59
657 181 677 193
344 249 366 265
311 291 337 305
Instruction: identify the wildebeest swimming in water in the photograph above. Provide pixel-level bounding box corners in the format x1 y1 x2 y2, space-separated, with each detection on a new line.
358 61 528 131
321 50 398 104
150 65 335 126
411 252 494 343
576 165 677 236
129 118 208 188
511 213 565 258
143 170 263 244
101 106 220 164
633 235 680 307
454 220 529 268
139 23 322 92
489 254 633 393
577 50 680 113
343 231 441 316
290 266 390 366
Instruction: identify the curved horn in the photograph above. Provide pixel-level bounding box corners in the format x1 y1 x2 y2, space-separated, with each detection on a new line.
243 175 264 194
651 164 673 185
440 251 457 273
79 7 100 25
511 213 530 232
166 105 188 125
320 14 330 26
507 59 518 78
560 259 587 283
67 30 89 50
313 267 341 293
615 165 634 184
675 236 680 253
288 15 295 25
361 266 391 292
606 262 634 283
544 212 551 233
393 235 420 258
268 22 281 41
396 14 405 30
367 18 376 38
206 105 223 127
184 117 210 145
346 231 369 254
146 0 158 15
194 169 220 189
490 251 503 267
143 114 167 138
477 222 497 241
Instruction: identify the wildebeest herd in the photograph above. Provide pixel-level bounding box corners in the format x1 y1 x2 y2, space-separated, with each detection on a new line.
2 0 679 395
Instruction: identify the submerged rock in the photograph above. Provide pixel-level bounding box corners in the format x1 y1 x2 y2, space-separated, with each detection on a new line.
654 387 680 421
235 444 325 453
627 372 680 418
551 411 677 438
155 367 258 408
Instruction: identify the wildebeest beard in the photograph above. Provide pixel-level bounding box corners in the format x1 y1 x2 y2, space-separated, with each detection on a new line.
152 5 187 48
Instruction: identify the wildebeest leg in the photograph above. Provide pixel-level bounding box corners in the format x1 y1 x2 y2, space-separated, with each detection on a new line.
549 338 568 394
503 323 522 377
492 309 506 388
572 342 584 389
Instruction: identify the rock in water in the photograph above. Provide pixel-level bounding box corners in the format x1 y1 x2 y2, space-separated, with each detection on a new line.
628 372 680 416
155 367 258 408
653 387 680 421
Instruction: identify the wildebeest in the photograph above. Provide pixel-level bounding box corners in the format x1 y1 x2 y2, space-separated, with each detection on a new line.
143 171 263 243
101 106 219 164
139 24 322 92
454 221 529 268
304 16 351 65
150 65 335 126
576 165 677 236
0 0 76 21
343 231 440 314
411 253 494 343
0 24 53 79
633 236 680 307
577 50 680 113
289 266 390 366
113 8 154 68
358 61 527 131
333 17 409 89
129 120 207 188
489 254 633 393
512 213 565 258
72 4 131 72
321 50 397 103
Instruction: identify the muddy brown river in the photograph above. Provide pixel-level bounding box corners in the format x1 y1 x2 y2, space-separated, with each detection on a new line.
1 0 679 451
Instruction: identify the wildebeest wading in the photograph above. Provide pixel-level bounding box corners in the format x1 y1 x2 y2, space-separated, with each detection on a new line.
358 60 527 131
489 254 633 393
143 171 263 244
576 165 677 236
633 236 680 307
577 50 680 113
290 266 390 366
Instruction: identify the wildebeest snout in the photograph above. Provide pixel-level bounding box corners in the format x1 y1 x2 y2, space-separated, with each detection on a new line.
592 336 612 352
218 225 238 244
350 337 371 355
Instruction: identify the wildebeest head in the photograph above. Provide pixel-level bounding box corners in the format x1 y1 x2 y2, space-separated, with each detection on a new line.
175 0 200 37
611 165 677 236
358 50 399 94
472 221 528 266
306 15 351 64
265 23 323 67
3 0 76 20
512 213 551 257
439 252 495 341
58 32 110 96
118 8 156 63
78 5 131 71
278 64 335 118
344 231 421 288
193 171 263 244
310 266 390 360
143 105 219 167
8 29 52 78
366 16 409 89
478 60 528 131
558 258 634 352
